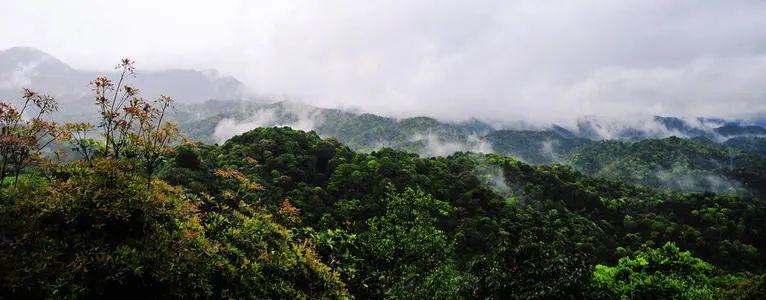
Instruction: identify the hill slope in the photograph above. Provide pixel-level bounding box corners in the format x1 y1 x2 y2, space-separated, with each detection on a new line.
155 127 766 297
568 137 766 195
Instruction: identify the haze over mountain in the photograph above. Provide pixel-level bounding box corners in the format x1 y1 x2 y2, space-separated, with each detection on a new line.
0 47 244 105
3 46 764 163
4 2 766 298
4 46 762 145
1 16 765 197
161 96 766 196
3 1 766 124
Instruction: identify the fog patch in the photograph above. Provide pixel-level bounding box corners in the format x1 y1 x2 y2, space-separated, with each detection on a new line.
6 2 766 122
363 140 395 152
412 133 492 157
567 115 690 140
540 140 566 164
471 156 514 199
655 169 741 193
0 60 40 89
213 101 324 142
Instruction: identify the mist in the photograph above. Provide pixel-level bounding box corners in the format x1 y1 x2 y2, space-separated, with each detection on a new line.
654 169 742 194
472 156 514 199
213 102 324 142
411 133 493 157
2 1 766 123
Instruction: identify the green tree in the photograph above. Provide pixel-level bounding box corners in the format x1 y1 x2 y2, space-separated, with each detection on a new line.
0 159 216 298
204 205 348 299
590 242 729 299
360 187 466 299
465 207 592 299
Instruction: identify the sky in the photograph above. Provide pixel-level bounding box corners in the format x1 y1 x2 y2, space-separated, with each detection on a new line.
1 0 766 124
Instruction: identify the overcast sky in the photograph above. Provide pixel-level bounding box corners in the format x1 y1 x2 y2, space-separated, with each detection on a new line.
2 0 766 123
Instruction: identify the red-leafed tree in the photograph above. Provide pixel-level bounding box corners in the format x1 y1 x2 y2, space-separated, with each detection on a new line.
0 89 61 187
70 58 179 186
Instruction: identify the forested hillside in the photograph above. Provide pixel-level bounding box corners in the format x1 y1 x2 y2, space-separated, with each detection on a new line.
569 137 766 196
1 61 765 299
14 48 760 198
4 124 766 298
173 100 766 196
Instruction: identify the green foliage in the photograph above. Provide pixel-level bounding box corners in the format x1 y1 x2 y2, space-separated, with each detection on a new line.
465 207 593 299
721 273 766 299
724 136 766 156
155 127 766 298
16 60 766 298
3 118 766 299
176 100 766 195
0 159 216 298
590 242 732 299
0 157 348 299
484 129 590 164
204 206 347 299
360 187 465 299
569 137 766 195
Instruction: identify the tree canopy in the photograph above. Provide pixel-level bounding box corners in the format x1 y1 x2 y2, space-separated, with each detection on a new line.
1 60 765 299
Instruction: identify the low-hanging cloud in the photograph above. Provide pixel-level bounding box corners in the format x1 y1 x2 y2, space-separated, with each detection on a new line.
213 102 324 142
654 169 742 194
2 1 766 123
0 60 40 90
411 133 493 157
540 140 563 164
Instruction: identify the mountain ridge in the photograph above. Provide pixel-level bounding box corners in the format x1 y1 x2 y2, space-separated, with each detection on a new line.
0 46 245 104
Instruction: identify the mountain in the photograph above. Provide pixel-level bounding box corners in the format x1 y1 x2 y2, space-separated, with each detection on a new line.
724 136 766 156
653 116 712 138
0 47 83 103
0 47 75 76
715 123 766 137
164 127 766 294
4 47 765 194
7 124 766 298
0 47 245 109
171 100 766 195
4 47 763 145
569 137 766 195
176 100 494 156
484 129 591 164
2 49 766 298
565 115 766 141
176 99 766 152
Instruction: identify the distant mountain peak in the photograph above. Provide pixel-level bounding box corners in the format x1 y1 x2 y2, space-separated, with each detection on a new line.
0 46 74 74
0 46 245 103
2 46 54 57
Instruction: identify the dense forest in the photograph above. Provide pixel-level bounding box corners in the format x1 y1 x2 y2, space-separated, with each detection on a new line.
172 99 766 197
1 61 766 299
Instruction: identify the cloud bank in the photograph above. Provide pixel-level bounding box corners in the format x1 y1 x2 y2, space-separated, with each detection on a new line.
213 102 324 142
2 0 766 123
411 133 493 157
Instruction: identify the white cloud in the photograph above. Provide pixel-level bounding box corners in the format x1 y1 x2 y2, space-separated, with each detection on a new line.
558 55 766 121
2 0 766 122
0 60 42 89
412 133 493 157
212 102 323 142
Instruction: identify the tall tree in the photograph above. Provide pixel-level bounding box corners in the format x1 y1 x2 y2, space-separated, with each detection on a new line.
0 89 60 187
